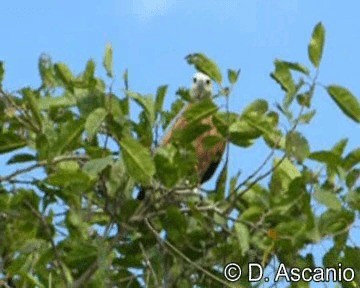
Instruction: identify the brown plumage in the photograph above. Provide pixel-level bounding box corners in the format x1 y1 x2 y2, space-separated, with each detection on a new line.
137 72 226 200
161 103 225 184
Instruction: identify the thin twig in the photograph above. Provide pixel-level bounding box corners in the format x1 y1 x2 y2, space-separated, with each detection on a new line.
0 154 89 183
139 243 160 287
73 261 99 288
224 105 305 215
0 280 11 288
24 200 70 287
232 134 283 194
103 79 115 152
0 88 41 132
144 218 239 288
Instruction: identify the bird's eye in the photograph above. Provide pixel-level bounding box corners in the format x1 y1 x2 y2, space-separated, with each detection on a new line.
206 79 211 85
193 77 197 83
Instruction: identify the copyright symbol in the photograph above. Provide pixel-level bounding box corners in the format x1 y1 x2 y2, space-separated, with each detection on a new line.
223 263 242 282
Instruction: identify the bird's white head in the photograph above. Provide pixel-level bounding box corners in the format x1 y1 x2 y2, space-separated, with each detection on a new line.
191 72 213 100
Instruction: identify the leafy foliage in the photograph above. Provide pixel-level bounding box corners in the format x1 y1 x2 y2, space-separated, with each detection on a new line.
308 22 325 68
0 23 359 287
186 53 222 84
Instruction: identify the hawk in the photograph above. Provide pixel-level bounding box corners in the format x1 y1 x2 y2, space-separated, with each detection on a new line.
137 72 226 200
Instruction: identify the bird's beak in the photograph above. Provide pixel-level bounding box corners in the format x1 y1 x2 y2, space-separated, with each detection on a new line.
197 80 205 90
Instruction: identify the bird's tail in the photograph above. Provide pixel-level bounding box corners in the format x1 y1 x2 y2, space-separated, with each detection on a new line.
136 187 146 200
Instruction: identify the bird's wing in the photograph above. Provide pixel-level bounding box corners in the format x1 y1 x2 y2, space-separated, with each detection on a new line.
161 103 226 183
194 115 226 183
160 103 193 146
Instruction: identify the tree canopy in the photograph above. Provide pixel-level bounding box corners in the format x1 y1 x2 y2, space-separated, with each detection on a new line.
0 22 360 287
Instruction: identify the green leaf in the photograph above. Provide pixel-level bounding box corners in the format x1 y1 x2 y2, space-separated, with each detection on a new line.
85 107 108 139
57 160 80 172
54 63 74 87
229 172 240 195
275 221 305 239
0 61 4 87
154 145 180 187
176 122 211 144
242 99 268 116
346 189 360 211
176 87 192 102
133 111 153 147
323 247 341 268
103 43 113 78
285 80 305 109
308 22 325 68
343 148 360 170
155 85 168 114
52 119 85 155
274 157 301 180
229 119 262 141
314 188 342 211
297 91 313 108
22 88 43 129
240 206 264 222
345 169 360 189
183 98 218 125
120 137 155 185
162 206 187 241
47 169 90 188
107 160 135 199
39 94 76 109
332 138 348 156
25 273 46 288
285 132 310 163
342 247 360 281
327 85 360 123
270 60 295 93
83 156 113 177
0 132 26 153
38 54 57 88
108 96 124 119
234 222 250 255
227 69 241 84
277 60 310 75
318 210 354 236
298 110 316 124
7 153 36 164
63 240 98 271
185 53 222 84
82 59 96 86
309 151 341 167
127 91 155 125
76 87 104 114
214 159 227 201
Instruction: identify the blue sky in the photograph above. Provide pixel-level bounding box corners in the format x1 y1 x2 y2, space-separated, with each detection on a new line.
1 0 360 286
1 1 359 146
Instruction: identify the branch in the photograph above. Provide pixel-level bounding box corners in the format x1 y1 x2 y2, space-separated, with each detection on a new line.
0 163 42 183
144 218 239 288
0 280 11 288
130 202 221 223
232 133 283 194
139 242 160 287
0 88 41 132
224 105 305 215
73 222 134 287
73 261 99 288
0 154 89 183
24 200 70 287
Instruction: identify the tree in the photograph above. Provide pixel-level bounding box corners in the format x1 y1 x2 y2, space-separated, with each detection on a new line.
0 22 359 287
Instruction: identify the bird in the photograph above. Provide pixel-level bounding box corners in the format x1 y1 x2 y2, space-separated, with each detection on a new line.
137 72 226 200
